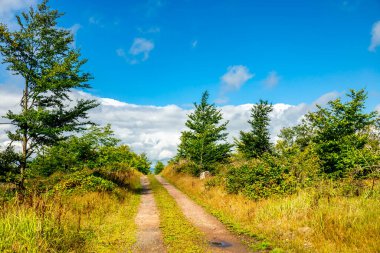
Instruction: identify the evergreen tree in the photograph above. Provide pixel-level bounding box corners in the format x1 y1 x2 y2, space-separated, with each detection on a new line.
306 89 379 177
177 91 232 174
0 0 98 188
236 100 273 158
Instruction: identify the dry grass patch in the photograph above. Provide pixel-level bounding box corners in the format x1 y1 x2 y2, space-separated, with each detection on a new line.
162 166 380 253
0 171 142 253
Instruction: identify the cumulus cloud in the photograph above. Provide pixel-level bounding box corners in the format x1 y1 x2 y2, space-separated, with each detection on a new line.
263 71 280 88
369 20 380 52
0 81 346 162
221 65 254 91
129 38 154 60
0 0 36 29
217 65 254 104
376 104 380 113
117 38 155 64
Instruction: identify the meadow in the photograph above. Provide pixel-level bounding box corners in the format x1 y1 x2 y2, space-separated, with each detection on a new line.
162 166 380 253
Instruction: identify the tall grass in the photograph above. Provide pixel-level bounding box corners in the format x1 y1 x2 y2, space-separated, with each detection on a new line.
162 166 380 253
0 170 142 252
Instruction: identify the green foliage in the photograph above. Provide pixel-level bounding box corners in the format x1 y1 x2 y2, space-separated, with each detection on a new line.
306 89 379 177
30 125 118 175
154 161 165 174
0 0 98 187
225 148 320 200
30 124 151 175
226 159 298 200
177 91 232 175
0 146 20 182
236 100 273 158
133 153 151 175
276 120 313 154
53 170 116 194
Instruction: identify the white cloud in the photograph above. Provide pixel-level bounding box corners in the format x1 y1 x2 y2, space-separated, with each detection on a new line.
369 20 380 52
0 0 36 29
69 24 81 48
263 71 280 88
117 38 155 64
0 81 346 163
376 104 380 113
129 38 154 61
221 65 254 91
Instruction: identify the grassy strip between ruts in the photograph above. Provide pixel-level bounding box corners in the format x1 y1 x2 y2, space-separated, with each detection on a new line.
148 175 209 253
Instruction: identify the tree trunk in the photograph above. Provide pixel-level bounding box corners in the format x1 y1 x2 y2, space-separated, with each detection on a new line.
20 79 29 190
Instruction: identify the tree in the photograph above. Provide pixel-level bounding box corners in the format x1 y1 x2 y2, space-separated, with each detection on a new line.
154 161 165 174
133 153 151 175
235 100 273 158
0 146 20 182
30 125 119 176
306 89 379 177
177 91 232 174
0 0 98 188
276 119 313 155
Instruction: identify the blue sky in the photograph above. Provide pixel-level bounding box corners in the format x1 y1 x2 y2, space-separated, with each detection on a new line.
1 0 380 161
47 0 380 108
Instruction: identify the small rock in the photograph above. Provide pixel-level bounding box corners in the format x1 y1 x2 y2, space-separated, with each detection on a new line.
200 171 211 180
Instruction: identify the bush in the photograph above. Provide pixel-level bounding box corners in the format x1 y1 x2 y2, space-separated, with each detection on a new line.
169 159 201 176
225 161 298 200
54 171 116 194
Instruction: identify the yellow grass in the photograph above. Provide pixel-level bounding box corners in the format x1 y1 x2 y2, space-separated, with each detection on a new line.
0 170 142 253
162 166 380 253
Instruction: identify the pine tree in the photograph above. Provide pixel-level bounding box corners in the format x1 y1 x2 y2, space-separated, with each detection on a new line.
236 100 273 158
306 89 379 177
0 0 98 188
177 91 232 174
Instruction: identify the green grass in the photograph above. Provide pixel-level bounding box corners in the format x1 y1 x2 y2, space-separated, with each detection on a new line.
0 170 142 253
148 175 209 253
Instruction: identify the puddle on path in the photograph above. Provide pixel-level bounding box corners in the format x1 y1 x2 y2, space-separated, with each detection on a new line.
209 240 232 248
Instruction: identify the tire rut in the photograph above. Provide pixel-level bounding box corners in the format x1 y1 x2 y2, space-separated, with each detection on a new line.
133 176 166 253
155 175 251 253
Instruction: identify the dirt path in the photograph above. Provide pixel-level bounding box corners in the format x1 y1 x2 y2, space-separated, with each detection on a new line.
155 175 251 253
133 176 166 253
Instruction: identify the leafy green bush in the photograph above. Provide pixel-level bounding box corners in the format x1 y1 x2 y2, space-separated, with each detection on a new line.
169 159 200 176
54 171 116 194
154 161 165 174
225 160 298 200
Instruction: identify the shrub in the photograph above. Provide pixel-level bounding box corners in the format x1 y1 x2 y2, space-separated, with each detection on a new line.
226 161 298 200
54 171 116 194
